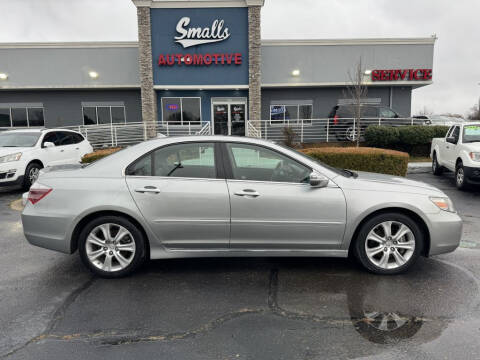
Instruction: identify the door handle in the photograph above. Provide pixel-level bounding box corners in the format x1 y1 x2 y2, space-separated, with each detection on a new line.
60 149 65 152
446 146 450 149
75 147 80 150
234 189 260 198
135 186 161 194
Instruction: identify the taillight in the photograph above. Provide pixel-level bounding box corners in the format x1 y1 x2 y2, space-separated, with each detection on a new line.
333 115 339 125
28 183 52 205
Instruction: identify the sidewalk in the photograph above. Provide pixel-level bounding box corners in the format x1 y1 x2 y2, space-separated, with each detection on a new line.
408 162 431 174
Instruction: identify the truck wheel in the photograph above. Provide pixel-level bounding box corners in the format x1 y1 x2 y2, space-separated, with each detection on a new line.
432 153 444 176
455 162 468 190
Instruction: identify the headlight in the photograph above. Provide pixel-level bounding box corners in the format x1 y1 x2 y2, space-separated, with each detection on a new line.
0 152 22 163
469 152 480 162
430 196 456 213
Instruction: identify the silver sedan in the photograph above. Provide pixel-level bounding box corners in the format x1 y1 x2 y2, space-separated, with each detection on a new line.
21 136 462 278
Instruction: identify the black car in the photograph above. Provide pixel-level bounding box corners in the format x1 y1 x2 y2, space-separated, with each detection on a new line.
328 105 403 141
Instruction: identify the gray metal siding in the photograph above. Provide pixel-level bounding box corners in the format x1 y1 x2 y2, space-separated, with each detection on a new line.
262 43 434 85
0 90 142 127
0 46 139 88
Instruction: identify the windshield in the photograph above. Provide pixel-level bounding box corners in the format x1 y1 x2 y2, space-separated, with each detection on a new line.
0 132 41 147
463 125 480 143
277 144 353 178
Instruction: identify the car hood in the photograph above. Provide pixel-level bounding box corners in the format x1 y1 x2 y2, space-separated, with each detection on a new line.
463 142 480 151
0 147 31 157
339 171 444 195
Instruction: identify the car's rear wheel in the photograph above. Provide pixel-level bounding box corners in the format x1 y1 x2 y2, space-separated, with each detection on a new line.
432 153 444 176
78 216 147 278
353 212 424 275
22 162 43 190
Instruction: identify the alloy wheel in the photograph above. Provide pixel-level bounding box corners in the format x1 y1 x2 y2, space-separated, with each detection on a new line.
364 221 415 270
86 223 136 272
456 167 464 186
346 126 357 141
29 167 40 184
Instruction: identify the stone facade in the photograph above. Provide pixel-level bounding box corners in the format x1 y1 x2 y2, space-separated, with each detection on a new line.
248 5 262 132
136 5 157 138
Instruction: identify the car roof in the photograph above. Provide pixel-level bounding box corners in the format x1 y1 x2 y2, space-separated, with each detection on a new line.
2 128 81 134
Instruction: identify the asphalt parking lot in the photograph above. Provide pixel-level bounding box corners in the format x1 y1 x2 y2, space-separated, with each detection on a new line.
1 172 479 360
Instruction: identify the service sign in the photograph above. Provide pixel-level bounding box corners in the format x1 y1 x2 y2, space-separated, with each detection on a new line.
151 8 249 86
371 69 433 82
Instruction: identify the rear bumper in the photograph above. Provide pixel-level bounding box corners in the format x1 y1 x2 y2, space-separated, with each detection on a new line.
427 210 463 256
21 211 72 254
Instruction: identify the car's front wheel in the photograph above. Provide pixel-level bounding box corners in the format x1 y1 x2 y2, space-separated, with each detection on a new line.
78 216 147 278
455 162 468 190
23 162 43 190
353 212 424 275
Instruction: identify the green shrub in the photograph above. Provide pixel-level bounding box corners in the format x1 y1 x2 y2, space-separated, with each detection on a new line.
81 148 122 164
301 147 409 177
365 125 449 156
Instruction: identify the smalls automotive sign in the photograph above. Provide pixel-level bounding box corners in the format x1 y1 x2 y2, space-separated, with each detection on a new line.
157 16 242 67
371 69 433 82
151 7 249 85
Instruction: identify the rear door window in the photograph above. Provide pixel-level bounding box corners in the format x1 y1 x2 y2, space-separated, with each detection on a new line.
127 142 217 179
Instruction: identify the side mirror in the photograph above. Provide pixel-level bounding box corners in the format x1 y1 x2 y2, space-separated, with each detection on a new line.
446 136 456 144
309 172 329 188
43 142 55 148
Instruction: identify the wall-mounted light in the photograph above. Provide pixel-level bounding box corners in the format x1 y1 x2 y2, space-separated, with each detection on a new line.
0 73 8 80
364 70 372 75
88 71 99 79
291 69 300 77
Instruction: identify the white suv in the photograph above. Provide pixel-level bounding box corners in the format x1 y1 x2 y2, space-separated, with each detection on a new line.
0 129 93 190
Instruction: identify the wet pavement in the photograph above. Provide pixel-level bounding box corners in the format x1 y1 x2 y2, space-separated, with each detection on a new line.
0 173 479 360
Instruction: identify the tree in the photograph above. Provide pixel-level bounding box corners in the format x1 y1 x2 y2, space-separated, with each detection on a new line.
467 104 480 120
345 58 368 147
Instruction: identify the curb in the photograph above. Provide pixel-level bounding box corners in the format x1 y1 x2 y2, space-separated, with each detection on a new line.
407 162 431 174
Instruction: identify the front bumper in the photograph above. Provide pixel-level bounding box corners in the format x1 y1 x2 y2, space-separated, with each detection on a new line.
0 162 24 188
464 166 480 185
0 175 23 189
427 210 463 256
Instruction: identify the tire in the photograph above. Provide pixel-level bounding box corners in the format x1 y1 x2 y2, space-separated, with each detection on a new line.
455 162 468 190
345 123 356 142
78 216 147 278
432 153 444 176
23 162 43 190
353 212 424 275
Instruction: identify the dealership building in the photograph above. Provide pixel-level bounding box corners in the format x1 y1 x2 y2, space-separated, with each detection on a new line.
0 0 436 137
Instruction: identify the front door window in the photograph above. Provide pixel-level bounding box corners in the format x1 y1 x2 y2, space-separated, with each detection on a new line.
213 101 246 136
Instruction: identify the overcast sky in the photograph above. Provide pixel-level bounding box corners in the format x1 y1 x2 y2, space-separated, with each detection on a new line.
1 0 479 116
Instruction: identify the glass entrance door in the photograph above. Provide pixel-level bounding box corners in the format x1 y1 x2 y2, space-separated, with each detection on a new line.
230 104 246 136
212 100 247 136
213 104 229 135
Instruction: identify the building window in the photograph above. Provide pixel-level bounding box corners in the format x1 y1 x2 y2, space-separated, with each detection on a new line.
82 105 126 125
0 104 45 128
161 97 201 126
270 103 313 125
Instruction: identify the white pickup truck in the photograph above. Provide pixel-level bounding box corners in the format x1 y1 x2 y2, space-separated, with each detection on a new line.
431 122 480 189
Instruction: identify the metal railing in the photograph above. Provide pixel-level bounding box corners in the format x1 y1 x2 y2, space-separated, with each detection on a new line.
246 117 425 143
63 121 205 149
0 117 427 149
